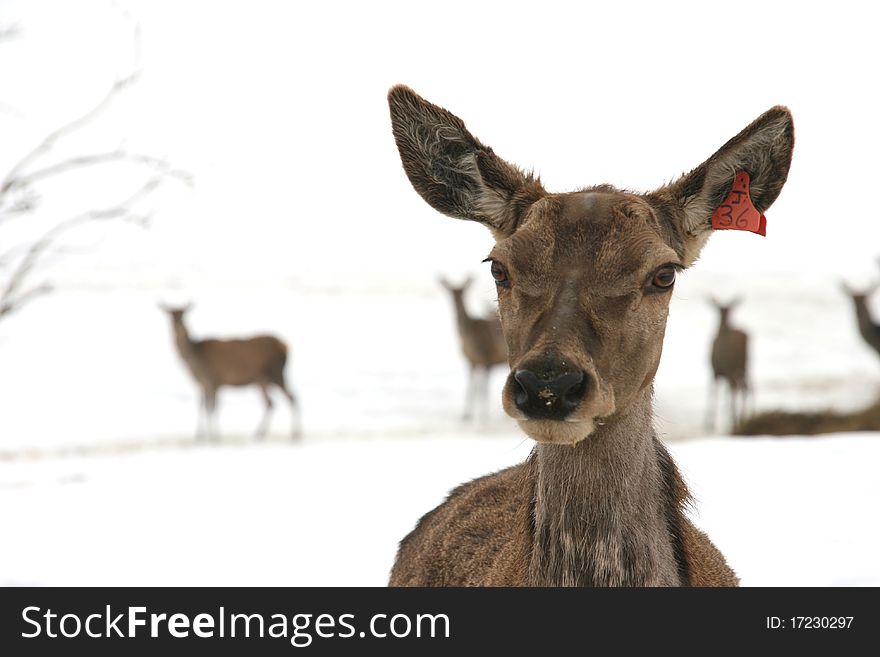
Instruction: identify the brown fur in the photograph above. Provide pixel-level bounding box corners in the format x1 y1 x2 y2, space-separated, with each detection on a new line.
706 300 751 432
162 305 300 439
390 426 737 586
387 85 793 586
440 277 507 421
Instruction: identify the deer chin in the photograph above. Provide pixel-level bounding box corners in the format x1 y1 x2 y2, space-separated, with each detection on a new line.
515 418 601 445
507 389 616 445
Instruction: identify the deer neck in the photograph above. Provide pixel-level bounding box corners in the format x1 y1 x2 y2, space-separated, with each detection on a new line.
853 299 879 345
527 386 683 587
450 294 472 333
172 321 197 359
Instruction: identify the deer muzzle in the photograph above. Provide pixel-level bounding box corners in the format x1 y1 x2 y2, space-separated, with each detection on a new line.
511 369 587 420
502 354 616 445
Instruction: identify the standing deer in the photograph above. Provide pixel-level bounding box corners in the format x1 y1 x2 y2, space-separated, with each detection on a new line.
387 85 793 586
841 282 880 357
161 304 300 440
705 298 751 432
439 277 507 422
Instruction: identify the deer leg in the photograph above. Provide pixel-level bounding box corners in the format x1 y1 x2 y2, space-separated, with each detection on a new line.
282 385 301 440
205 388 219 441
730 386 740 432
256 382 274 439
728 381 738 434
271 372 301 440
736 383 748 428
480 366 491 427
275 383 300 439
196 391 208 440
462 364 476 422
743 378 754 420
704 377 718 432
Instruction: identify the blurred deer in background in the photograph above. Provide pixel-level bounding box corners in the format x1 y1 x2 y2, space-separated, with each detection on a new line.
705 298 751 432
841 281 880 358
440 277 508 422
161 304 300 440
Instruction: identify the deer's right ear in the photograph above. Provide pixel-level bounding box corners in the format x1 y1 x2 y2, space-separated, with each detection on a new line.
652 106 794 266
388 85 546 238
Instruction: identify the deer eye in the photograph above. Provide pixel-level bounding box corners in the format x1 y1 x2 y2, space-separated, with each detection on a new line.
649 265 677 292
486 259 510 288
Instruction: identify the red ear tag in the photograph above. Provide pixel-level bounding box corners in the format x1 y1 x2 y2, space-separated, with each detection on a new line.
710 171 766 236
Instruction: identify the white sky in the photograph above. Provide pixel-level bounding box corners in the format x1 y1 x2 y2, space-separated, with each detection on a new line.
2 0 879 286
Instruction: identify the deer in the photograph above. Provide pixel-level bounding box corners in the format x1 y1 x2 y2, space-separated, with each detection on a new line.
386 84 793 586
841 282 880 358
705 298 751 432
161 304 300 440
439 276 508 422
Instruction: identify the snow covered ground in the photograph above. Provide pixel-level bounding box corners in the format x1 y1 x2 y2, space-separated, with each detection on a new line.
1 273 879 586
1 434 878 586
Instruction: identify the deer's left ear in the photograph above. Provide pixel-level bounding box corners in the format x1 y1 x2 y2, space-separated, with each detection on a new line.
650 106 794 266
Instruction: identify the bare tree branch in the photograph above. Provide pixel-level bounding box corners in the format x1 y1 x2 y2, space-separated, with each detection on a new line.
0 282 51 321
2 151 191 198
0 171 184 319
0 14 191 327
0 73 141 198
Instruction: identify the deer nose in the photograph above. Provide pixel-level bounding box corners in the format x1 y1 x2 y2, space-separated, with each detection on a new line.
512 369 587 420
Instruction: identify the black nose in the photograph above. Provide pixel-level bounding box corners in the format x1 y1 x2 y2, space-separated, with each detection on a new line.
512 369 587 420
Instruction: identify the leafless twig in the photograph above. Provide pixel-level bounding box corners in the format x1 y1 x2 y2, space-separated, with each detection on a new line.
0 73 140 196
0 171 184 321
0 15 191 326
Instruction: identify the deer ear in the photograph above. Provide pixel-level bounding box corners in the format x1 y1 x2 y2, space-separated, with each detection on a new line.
652 106 794 266
388 85 546 237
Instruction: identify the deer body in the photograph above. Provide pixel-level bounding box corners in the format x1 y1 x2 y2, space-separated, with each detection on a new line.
706 302 751 432
387 85 793 586
391 387 735 586
165 306 300 439
442 279 507 421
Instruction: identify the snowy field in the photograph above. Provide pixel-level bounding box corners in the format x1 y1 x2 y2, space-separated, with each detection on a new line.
1 435 878 587
1 272 880 586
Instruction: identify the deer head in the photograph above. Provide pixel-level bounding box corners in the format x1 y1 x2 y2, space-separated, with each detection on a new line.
709 296 743 326
388 86 793 445
159 302 193 324
439 275 474 295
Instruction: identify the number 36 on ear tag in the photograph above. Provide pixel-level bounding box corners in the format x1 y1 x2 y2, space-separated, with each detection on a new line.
710 171 767 236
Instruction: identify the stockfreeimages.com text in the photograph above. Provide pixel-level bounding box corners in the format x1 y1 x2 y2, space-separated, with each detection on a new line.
21 605 450 647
